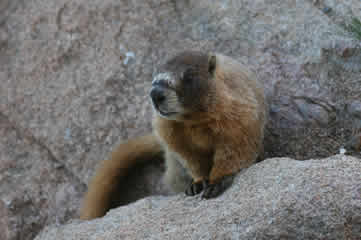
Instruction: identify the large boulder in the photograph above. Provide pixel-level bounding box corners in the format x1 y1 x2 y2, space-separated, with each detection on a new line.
0 0 360 239
0 114 85 240
35 156 361 240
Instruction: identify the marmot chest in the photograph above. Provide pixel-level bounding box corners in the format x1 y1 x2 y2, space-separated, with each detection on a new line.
155 119 214 158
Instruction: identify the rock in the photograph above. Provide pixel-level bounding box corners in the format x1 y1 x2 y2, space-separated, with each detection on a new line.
347 100 361 119
345 132 361 153
0 0 360 239
316 0 361 26
0 113 85 240
34 156 361 240
0 0 19 25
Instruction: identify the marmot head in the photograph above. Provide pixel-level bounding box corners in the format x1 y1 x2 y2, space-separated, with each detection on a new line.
150 51 217 121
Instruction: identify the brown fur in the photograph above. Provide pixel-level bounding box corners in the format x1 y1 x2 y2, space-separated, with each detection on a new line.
80 134 162 219
80 52 266 220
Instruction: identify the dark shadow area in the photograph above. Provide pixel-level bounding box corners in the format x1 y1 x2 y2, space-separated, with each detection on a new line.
109 157 169 208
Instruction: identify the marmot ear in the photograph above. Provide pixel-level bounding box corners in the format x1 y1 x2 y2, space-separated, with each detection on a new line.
208 54 217 75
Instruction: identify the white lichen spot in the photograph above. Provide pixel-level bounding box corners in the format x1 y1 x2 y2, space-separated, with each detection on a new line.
339 147 346 155
124 51 135 65
3 196 14 209
64 128 71 140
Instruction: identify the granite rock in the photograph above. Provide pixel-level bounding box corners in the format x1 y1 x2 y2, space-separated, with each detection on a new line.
35 156 361 240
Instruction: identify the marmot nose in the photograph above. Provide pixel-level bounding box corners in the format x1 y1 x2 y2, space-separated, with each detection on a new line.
150 87 166 104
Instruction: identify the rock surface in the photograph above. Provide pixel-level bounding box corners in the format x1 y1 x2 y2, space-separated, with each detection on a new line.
35 156 361 240
0 113 85 240
0 0 360 239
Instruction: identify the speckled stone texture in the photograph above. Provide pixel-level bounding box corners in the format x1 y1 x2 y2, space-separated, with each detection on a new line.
0 0 360 239
34 156 361 240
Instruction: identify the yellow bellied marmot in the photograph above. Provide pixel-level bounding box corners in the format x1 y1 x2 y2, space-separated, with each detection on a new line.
80 51 266 220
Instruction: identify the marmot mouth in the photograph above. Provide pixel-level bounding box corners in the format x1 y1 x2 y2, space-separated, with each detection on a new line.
158 108 178 117
153 103 177 117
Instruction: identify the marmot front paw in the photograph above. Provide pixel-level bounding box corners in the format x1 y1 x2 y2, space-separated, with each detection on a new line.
202 175 235 199
185 180 209 196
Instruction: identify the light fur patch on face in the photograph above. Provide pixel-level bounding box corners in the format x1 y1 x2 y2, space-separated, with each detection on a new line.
152 72 174 86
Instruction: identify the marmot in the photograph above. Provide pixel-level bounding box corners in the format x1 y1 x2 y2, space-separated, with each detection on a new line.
80 51 266 220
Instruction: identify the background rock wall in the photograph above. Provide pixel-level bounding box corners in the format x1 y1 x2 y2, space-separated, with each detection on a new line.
0 0 360 239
